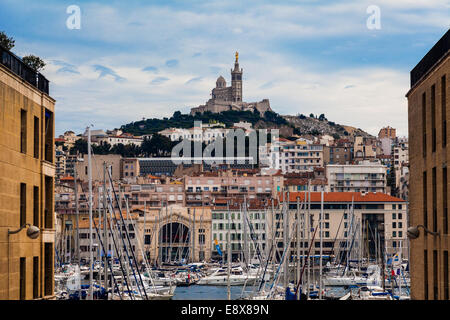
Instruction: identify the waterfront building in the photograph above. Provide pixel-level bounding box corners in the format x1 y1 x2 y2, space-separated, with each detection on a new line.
210 199 268 261
407 29 449 300
279 139 324 173
0 46 56 299
327 160 387 193
275 192 408 261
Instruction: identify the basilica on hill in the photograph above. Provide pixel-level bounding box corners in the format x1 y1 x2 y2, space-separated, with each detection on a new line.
190 52 272 116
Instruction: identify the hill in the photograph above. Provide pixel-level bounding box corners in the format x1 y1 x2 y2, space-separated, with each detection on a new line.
119 109 374 139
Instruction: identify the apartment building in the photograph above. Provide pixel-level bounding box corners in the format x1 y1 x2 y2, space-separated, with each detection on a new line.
407 29 449 300
0 46 56 299
354 136 377 161
327 160 387 193
279 139 324 173
211 199 268 261
184 170 283 207
75 154 122 182
378 126 397 140
323 139 353 165
272 192 407 262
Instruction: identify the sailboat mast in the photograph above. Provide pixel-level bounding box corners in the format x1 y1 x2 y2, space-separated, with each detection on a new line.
74 166 81 299
87 126 94 300
103 162 108 296
227 202 231 300
319 190 323 300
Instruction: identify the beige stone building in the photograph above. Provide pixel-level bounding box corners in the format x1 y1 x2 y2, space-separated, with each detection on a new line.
0 47 56 299
134 205 212 263
407 29 449 300
75 154 122 182
275 192 408 261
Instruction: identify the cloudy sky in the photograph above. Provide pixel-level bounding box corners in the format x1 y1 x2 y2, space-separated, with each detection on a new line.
1 0 449 136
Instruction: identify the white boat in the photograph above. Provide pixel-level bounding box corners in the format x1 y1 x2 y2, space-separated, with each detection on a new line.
323 265 381 287
197 267 257 286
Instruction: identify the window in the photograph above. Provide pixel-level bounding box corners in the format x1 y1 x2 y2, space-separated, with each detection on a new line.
431 84 436 152
20 257 26 300
44 176 53 229
392 222 397 228
44 109 53 162
392 213 396 220
433 167 437 232
392 231 396 237
424 250 428 299
444 167 448 234
433 250 438 300
20 183 26 226
444 251 449 300
423 171 428 228
33 186 39 227
442 75 447 147
20 109 27 154
33 116 39 158
422 92 427 157
33 256 39 299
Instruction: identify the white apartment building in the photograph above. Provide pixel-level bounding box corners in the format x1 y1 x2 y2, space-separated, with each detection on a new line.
211 202 268 261
279 139 324 173
96 134 143 147
327 160 387 193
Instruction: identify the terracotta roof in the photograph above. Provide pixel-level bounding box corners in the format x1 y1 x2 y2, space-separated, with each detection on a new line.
278 192 405 203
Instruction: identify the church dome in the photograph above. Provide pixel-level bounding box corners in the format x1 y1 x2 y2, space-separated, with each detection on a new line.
216 76 226 88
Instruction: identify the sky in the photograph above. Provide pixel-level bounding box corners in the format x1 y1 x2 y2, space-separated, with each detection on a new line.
0 0 449 137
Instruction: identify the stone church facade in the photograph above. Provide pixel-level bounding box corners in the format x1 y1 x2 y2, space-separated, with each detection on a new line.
190 52 272 116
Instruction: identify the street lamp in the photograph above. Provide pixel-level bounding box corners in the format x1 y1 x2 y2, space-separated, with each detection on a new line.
7 223 40 298
8 223 40 239
407 225 440 239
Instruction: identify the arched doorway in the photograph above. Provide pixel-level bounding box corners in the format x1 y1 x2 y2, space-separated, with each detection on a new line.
159 222 190 263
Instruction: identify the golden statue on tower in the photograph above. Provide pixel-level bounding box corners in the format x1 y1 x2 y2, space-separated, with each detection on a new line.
235 51 239 62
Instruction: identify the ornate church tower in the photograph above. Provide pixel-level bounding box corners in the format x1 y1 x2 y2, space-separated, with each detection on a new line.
231 51 243 102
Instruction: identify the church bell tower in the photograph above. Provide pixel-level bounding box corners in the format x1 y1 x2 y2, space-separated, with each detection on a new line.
231 52 243 102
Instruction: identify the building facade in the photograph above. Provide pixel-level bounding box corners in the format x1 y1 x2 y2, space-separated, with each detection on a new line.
0 47 56 299
407 29 449 300
327 160 387 193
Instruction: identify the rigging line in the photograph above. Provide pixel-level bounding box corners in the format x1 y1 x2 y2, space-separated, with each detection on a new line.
295 224 319 298
124 198 158 292
91 212 123 300
79 180 133 300
107 169 149 300
104 188 138 300
329 209 345 265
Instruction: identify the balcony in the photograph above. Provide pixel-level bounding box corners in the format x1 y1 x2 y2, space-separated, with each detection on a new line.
0 46 49 94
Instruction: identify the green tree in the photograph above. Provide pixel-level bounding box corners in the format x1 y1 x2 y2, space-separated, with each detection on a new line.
70 139 88 155
22 55 46 72
0 31 15 50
